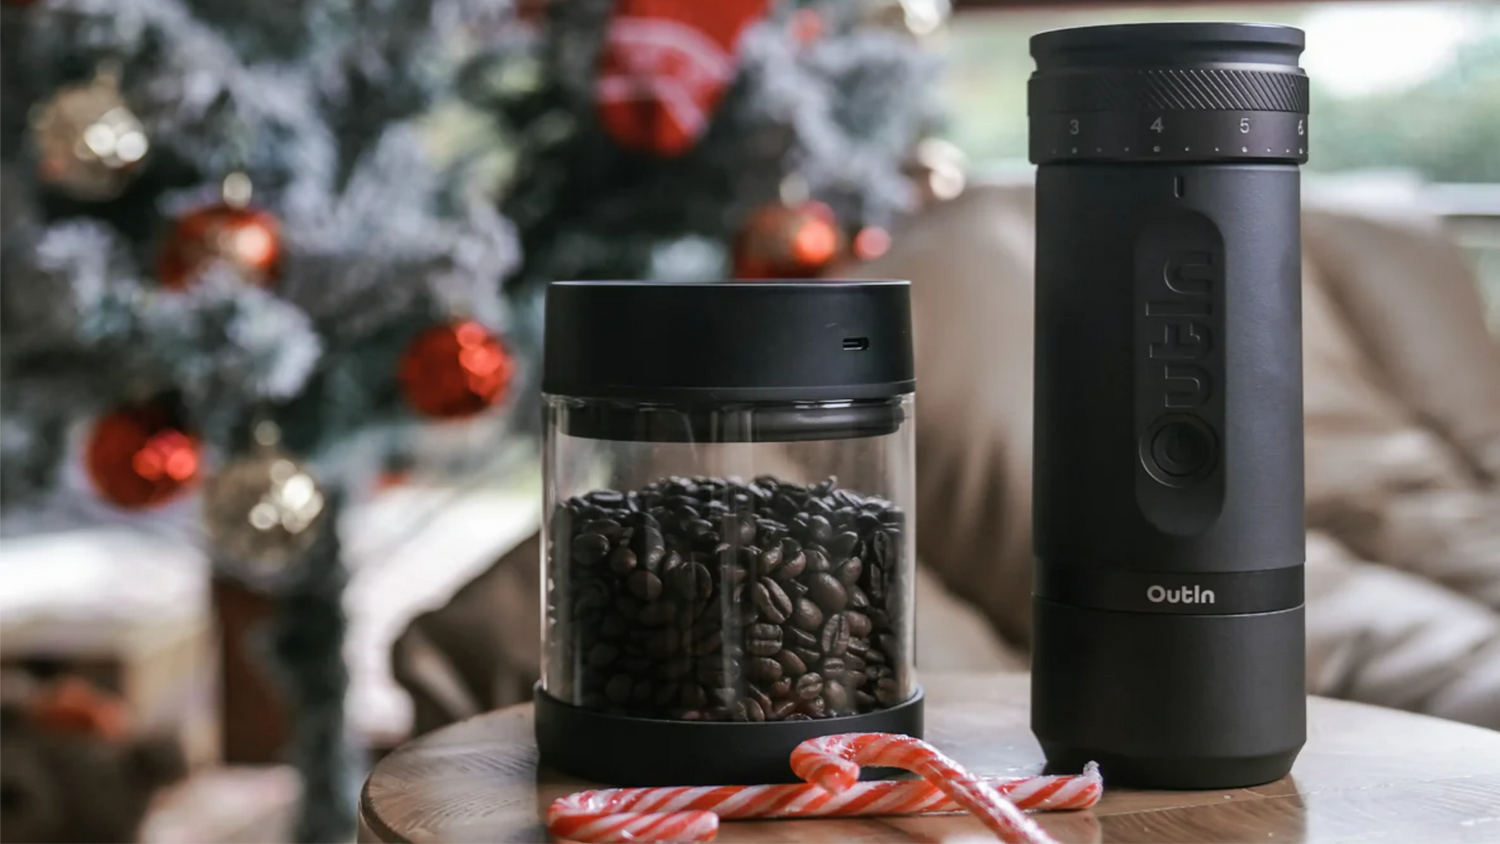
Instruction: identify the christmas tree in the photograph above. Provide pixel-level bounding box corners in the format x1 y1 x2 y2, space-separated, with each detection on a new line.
1 0 525 840
469 0 945 294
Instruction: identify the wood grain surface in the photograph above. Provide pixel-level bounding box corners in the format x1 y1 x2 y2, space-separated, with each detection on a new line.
359 673 1500 844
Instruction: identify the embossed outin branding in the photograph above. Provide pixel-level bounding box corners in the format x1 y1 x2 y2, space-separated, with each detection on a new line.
1147 584 1216 604
1148 249 1217 409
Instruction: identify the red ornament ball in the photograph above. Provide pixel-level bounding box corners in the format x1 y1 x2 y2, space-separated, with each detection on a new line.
85 402 200 509
733 200 845 279
158 202 280 290
399 321 515 419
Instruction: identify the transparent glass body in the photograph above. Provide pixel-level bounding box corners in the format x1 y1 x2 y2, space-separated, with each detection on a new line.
542 395 916 723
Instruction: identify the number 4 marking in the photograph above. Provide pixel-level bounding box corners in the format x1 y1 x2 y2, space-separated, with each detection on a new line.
1150 117 1164 133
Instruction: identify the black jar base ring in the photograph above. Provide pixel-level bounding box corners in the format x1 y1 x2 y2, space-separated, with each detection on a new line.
534 684 925 786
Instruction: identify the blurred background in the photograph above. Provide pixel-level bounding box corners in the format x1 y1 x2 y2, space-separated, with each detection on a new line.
2 1 1497 842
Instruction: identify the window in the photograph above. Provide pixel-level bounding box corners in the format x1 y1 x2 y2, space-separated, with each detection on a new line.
941 1 1500 330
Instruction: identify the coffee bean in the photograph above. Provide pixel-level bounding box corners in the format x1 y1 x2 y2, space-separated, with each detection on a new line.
804 548 831 574
792 646 822 668
855 690 876 711
825 680 851 714
795 673 825 700
589 491 626 507
772 700 799 720
829 531 859 560
638 602 677 627
609 546 638 575
656 658 691 680
845 610 872 637
632 680 654 704
870 530 894 568
791 598 823 632
654 682 680 707
690 629 723 656
845 670 868 689
836 557 863 586
614 595 639 618
680 683 708 709
800 696 828 718
787 627 818 651
744 698 766 722
748 656 783 682
584 519 624 541
587 643 620 668
575 579 610 612
756 543 782 576
572 533 611 566
606 673 633 704
601 613 630 638
848 585 870 610
846 639 869 660
751 580 793 623
808 573 849 613
820 657 847 680
628 570 663 601
670 561 713 601
808 515 833 544
774 649 807 678
820 613 852 655
696 662 734 688
867 563 885 600
876 678 904 707
645 628 680 658
748 685 773 712
748 624 784 656
784 713 812 722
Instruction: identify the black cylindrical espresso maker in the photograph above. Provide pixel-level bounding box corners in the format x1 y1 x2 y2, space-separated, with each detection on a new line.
1029 23 1308 789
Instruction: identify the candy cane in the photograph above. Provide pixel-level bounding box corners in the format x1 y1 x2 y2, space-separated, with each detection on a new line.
547 751 1098 843
791 733 1060 844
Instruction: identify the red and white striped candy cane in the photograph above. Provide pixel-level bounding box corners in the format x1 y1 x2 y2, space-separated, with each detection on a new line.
791 733 1060 844
547 756 1098 842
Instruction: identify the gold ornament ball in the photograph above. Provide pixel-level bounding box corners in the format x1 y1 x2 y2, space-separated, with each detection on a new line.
204 451 327 580
31 76 149 201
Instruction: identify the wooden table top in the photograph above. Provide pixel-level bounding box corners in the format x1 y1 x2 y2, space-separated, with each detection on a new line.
359 672 1500 844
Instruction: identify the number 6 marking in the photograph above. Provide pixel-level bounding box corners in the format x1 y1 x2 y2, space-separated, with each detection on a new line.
1297 119 1305 136
1239 117 1251 134
1069 119 1080 135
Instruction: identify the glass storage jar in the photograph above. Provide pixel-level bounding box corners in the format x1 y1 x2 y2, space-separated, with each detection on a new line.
535 280 921 785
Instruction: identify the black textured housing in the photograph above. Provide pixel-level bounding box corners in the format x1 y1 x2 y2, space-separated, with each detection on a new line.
1029 23 1307 790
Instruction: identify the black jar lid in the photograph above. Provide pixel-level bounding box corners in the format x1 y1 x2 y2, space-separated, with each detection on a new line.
543 281 914 403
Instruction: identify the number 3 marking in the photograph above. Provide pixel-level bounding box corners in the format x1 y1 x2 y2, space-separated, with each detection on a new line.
1069 119 1080 135
1150 117 1164 133
1239 117 1251 134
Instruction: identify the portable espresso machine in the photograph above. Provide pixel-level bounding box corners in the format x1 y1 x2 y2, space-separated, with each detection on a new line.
1028 23 1309 788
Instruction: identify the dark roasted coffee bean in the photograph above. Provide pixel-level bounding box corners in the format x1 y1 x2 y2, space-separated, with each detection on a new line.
670 561 713 601
774 649 807 678
791 597 823 632
572 533 611 566
824 680 851 714
836 557 863 586
645 628 680 658
655 682 680 707
680 683 709 709
575 579 610 611
751 580 793 623
636 511 661 530
709 686 738 707
685 518 715 538
856 512 882 533
869 665 893 682
706 707 734 722
744 698 766 722
855 690 877 710
820 613 851 655
845 610 873 638
632 680 654 704
785 578 809 598
621 655 653 674
870 530 894 568
589 491 626 507
867 564 885 601
773 493 800 515
659 550 682 575
848 585 870 610
784 713 812 722
775 551 806 581
601 613 630 638
584 519 624 540
605 674 633 704
876 677 904 707
807 496 833 516
865 645 887 665
748 685 773 712
804 549 831 574
638 602 677 627
690 629 723 656
628 570 663 602
587 643 620 668
868 608 890 630
732 517 758 546
737 544 761 570
748 656 783 683
748 624 784 656
800 696 828 718
808 573 848 613
845 670 868 689
807 515 833 544
609 546 638 575
696 662 734 688
846 639 870 660
792 646 822 668
820 657 846 680
679 709 707 720
829 531 859 560
787 626 818 651
614 595 639 618
756 544 782 576
795 672 825 700
772 700 799 720
656 657 692 680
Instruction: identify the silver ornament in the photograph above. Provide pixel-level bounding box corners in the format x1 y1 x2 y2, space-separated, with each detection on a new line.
31 70 149 201
205 450 326 583
904 137 967 205
861 0 951 39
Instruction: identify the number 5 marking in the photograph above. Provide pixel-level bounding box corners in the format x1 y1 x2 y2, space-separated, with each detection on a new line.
1239 117 1251 134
